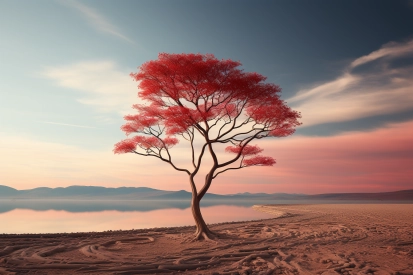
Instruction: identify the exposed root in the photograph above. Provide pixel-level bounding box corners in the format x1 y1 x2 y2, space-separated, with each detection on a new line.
180 231 217 243
192 232 216 243
183 228 220 243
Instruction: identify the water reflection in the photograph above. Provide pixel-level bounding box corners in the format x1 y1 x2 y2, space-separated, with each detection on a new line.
1 199 405 234
0 204 273 234
0 199 274 213
1 198 402 214
1 198 407 214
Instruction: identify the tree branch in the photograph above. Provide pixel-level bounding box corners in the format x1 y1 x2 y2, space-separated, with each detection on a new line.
213 166 244 179
216 129 266 168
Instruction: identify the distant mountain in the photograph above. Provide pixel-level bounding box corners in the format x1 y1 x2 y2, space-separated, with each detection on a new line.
0 185 412 201
0 186 19 196
153 190 227 200
0 185 170 199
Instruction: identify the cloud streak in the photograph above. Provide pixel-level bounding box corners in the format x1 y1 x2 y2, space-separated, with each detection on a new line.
350 40 413 68
288 39 413 127
61 0 134 44
41 60 139 115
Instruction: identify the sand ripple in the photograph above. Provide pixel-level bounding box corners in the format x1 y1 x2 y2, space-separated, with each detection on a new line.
0 204 412 274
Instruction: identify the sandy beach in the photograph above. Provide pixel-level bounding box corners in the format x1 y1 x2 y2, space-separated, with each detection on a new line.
1 204 412 275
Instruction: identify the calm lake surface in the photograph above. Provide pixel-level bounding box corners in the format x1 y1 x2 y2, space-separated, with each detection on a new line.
0 199 275 234
1 199 410 234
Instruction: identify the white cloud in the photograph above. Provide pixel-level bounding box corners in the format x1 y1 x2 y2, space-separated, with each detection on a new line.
288 39 413 127
41 60 139 114
350 40 413 68
61 0 134 44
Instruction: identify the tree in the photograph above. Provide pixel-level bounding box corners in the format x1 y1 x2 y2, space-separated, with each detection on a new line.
114 53 301 240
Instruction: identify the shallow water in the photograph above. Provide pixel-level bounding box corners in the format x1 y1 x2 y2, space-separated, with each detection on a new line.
1 199 410 234
0 201 273 234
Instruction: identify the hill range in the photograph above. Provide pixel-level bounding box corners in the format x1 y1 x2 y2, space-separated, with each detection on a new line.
0 185 412 201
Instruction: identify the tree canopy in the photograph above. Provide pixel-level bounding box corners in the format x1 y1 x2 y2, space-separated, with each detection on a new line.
114 53 301 240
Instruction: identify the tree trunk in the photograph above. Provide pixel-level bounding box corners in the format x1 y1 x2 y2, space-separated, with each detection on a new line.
191 191 214 240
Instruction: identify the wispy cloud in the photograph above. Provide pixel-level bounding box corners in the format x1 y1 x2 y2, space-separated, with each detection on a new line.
39 121 98 129
288 39 413 127
350 40 413 68
61 0 134 44
41 60 139 115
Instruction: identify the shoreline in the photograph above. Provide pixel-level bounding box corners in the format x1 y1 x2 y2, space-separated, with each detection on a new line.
1 204 412 274
0 214 288 238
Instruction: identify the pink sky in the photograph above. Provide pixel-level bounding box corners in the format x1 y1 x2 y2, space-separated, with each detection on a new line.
212 120 413 194
2 34 413 196
1 2 413 198
1 120 412 195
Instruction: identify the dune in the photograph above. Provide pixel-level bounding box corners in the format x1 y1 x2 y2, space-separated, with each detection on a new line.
0 204 412 274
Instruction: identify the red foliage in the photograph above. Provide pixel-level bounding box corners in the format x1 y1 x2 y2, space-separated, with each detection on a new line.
114 53 302 237
131 135 178 150
121 116 158 135
242 156 276 167
246 97 301 135
162 136 179 147
113 135 178 154
132 136 161 149
115 52 300 174
131 53 242 102
225 145 263 156
118 53 301 140
163 106 197 135
269 127 296 137
113 139 137 154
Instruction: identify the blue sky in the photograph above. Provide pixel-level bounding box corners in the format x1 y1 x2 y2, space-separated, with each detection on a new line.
1 0 412 194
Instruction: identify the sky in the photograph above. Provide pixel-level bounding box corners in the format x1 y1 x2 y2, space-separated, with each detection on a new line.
0 0 412 195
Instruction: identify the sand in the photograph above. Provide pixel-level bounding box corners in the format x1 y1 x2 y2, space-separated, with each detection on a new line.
1 204 412 275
